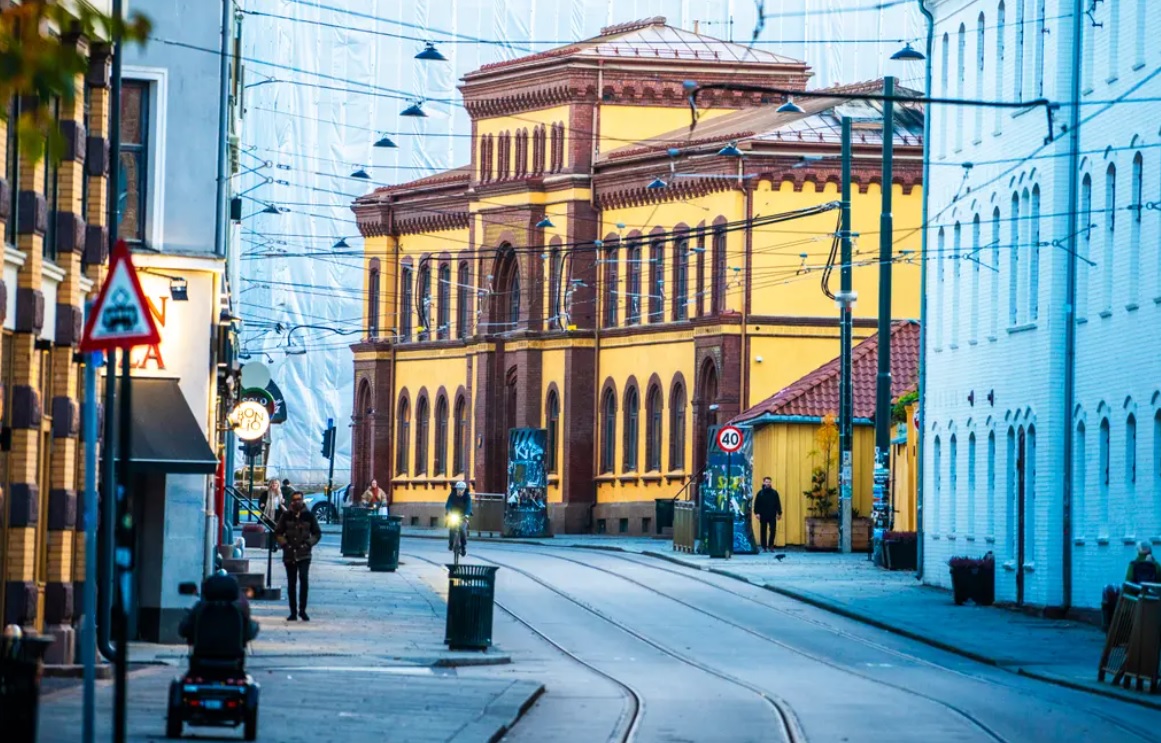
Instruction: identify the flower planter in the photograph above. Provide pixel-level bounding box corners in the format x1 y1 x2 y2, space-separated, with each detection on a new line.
805 518 839 551
949 555 995 606
950 565 974 605
851 518 873 552
885 539 918 571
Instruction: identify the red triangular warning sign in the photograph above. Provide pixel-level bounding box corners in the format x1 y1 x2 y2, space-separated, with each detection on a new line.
80 239 162 352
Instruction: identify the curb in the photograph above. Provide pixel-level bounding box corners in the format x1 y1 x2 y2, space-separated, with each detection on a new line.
446 680 546 743
433 654 513 668
1016 667 1161 713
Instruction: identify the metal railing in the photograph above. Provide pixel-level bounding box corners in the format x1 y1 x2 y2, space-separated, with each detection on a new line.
673 501 698 553
224 486 277 592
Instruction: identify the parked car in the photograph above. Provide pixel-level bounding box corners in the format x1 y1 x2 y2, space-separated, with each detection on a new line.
302 491 338 524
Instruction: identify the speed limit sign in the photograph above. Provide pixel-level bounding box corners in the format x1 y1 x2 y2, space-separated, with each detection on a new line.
717 425 744 453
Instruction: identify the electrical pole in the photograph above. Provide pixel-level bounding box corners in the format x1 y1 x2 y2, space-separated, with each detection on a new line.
325 418 337 512
873 76 896 561
838 117 856 554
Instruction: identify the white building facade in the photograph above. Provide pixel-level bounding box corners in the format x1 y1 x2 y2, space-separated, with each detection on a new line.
921 0 1161 610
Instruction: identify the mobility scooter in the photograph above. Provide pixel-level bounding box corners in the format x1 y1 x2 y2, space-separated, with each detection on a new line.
166 574 261 740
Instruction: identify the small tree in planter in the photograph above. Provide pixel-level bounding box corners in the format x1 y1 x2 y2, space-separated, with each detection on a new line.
804 415 840 550
948 552 995 605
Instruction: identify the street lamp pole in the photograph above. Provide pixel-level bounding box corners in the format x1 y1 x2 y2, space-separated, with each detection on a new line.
873 76 896 560
838 117 856 555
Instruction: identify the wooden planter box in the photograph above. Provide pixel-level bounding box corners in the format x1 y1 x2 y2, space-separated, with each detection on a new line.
806 517 873 552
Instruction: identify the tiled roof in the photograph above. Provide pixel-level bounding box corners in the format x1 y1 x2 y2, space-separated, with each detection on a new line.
367 165 472 196
734 320 920 424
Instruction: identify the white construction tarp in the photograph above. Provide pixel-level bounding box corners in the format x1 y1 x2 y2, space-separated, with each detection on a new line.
239 0 923 485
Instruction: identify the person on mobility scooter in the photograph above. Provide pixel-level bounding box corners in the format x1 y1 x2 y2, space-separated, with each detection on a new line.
166 573 261 740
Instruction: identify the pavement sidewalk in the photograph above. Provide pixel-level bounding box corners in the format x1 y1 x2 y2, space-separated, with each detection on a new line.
400 527 1159 712
38 533 542 742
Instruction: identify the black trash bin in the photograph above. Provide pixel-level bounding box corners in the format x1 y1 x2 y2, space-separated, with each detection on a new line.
0 635 54 743
368 515 403 572
654 499 676 535
445 565 499 650
341 507 371 557
705 511 733 559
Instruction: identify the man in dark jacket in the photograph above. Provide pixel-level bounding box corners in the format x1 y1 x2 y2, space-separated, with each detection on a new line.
754 477 782 552
275 491 321 621
280 478 295 501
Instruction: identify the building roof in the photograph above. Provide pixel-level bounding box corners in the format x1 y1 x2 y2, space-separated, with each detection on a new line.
472 17 803 76
599 80 924 163
734 320 920 425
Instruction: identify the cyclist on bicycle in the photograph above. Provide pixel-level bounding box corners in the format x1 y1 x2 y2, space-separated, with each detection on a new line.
445 480 472 556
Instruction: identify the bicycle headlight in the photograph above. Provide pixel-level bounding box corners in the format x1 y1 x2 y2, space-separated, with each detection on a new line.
447 513 461 527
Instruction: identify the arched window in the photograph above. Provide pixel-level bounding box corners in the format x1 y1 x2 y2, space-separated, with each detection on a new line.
1104 164 1117 314
1109 0 1121 81
975 13 986 143
956 24 966 152
1136 0 1147 67
434 395 449 475
645 385 663 472
1130 153 1143 303
495 249 520 331
1127 414 1137 486
545 390 560 473
952 221 962 346
438 263 451 340
623 385 639 472
1079 174 1092 320
994 1 1005 134
1034 0 1046 96
479 136 488 181
457 262 470 339
418 264 432 341
1005 427 1016 551
603 242 619 328
970 215 981 343
1075 421 1086 536
1030 185 1040 321
669 380 686 471
509 271 521 327
986 430 997 537
940 33 950 157
673 235 689 321
936 227 945 348
712 226 727 313
932 436 943 534
991 207 1001 337
949 434 959 534
400 265 413 341
548 246 563 329
368 258 381 338
396 395 411 475
1014 0 1025 100
601 387 616 474
415 395 430 475
453 395 468 476
626 240 642 324
695 229 707 317
1099 417 1111 536
649 238 665 322
1009 193 1020 326
967 432 977 537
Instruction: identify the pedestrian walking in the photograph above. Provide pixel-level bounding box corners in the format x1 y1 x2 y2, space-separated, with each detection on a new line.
1126 541 1160 583
263 478 283 524
753 476 782 552
275 491 321 622
362 479 386 511
445 481 472 556
280 478 294 501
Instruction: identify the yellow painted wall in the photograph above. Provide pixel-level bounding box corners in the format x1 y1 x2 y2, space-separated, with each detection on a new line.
391 228 471 339
540 348 567 504
746 328 877 409
598 105 732 157
750 422 877 547
891 403 919 532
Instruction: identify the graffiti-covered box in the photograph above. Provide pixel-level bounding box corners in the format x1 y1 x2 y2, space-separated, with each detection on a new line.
504 428 552 538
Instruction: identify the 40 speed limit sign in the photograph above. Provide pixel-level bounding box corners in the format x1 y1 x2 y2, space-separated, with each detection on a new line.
716 425 744 453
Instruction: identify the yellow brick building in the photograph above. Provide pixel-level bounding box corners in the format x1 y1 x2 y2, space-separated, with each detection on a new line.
351 18 924 535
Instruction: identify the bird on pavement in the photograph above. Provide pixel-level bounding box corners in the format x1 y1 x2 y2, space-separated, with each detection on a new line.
774 553 786 562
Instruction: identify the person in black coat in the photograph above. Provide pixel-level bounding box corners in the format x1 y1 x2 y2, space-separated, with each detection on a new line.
753 477 782 551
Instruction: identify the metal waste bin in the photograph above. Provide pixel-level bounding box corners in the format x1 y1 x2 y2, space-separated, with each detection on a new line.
705 511 733 559
654 498 676 535
341 507 371 557
1 635 54 743
445 565 499 650
368 515 403 572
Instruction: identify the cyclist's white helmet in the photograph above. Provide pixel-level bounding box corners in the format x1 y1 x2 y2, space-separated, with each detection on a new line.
455 481 467 491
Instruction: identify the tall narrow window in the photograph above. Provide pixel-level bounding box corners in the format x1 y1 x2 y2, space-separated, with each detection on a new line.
548 248 562 329
1127 414 1138 488
967 433 977 537
991 207 1001 337
43 96 61 260
936 228 945 349
952 222 962 346
645 386 662 472
438 264 451 340
1030 186 1040 321
1099 417 1110 537
649 238 665 323
994 1 1006 134
712 227 727 313
1136 0 1147 68
453 396 467 476
940 33 950 158
956 25 966 152
976 14 986 143
400 266 413 341
1034 0 1046 96
396 397 411 475
949 434 959 534
1006 428 1016 554
623 386 639 472
1104 164 1116 314
987 431 997 538
1080 175 1092 320
971 215 981 342
673 236 689 321
1014 0 1025 100
415 396 430 475
669 381 686 471
434 396 448 475
367 260 381 338
1075 422 1087 537
1154 411 1161 533
545 391 560 473
418 265 432 341
457 262 470 339
1108 0 1121 81
933 436 943 534
120 80 150 245
1130 153 1143 304
1009 193 1020 325
604 243 619 328
1026 426 1037 557
626 241 642 324
601 389 616 474
695 230 706 317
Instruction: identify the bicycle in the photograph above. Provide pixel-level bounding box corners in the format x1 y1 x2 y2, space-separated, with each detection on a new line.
447 512 468 566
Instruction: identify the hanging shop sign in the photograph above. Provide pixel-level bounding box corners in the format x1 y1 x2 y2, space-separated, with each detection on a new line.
229 401 271 442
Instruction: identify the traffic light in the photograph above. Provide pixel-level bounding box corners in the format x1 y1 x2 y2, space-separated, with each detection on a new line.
321 426 334 459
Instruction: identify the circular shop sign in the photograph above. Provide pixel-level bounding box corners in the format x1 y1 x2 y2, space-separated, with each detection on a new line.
240 386 276 417
231 401 271 442
717 425 744 454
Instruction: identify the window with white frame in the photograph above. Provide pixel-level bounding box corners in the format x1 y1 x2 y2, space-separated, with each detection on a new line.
994 1 1006 133
119 80 151 245
940 33 950 158
987 430 997 538
976 14 986 143
1108 0 1121 81
1130 153 1143 304
949 434 959 533
1136 0 1147 68
971 214 981 343
1009 193 1020 325
933 435 942 534
956 24 966 152
1006 427 1016 555
967 432 977 537
1099 416 1111 538
1014 0 1025 100
991 207 1001 337
936 227 945 348
1075 420 1086 538
1029 186 1040 321
1080 174 1092 320
952 221 962 346
1034 0 1046 97
1104 164 1116 314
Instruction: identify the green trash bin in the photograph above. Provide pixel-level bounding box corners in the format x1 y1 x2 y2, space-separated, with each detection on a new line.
0 635 53 743
705 511 733 559
368 515 403 572
341 507 371 557
654 498 676 535
445 565 499 650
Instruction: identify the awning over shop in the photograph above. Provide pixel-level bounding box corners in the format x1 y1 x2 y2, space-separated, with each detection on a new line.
118 378 219 475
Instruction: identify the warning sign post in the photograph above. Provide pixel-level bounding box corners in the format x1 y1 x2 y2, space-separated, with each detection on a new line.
80 239 161 353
